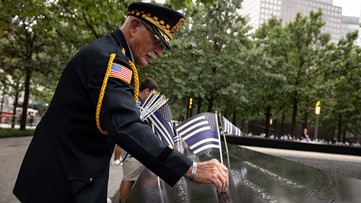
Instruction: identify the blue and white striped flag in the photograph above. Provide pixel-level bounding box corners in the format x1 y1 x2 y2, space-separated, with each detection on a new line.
221 116 242 136
124 97 175 162
145 103 175 146
176 112 221 156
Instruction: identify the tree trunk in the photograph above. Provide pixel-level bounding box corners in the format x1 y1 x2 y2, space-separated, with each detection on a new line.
241 119 245 133
303 111 308 129
290 93 298 137
265 106 271 137
197 96 202 114
0 91 5 126
342 127 346 143
179 98 186 122
207 97 213 113
232 111 236 124
20 68 32 130
337 114 342 142
280 110 285 137
12 91 20 129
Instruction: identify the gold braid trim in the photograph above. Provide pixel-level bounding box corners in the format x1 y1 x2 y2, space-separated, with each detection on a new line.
128 60 139 103
96 54 139 135
96 54 116 135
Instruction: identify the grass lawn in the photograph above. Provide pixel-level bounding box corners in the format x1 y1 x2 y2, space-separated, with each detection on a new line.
0 128 35 138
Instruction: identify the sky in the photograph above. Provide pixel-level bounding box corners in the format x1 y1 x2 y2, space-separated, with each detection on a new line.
151 0 361 17
333 0 361 17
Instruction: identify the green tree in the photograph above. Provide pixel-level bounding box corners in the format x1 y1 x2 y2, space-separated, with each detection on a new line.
320 31 361 142
0 0 131 130
53 0 131 49
0 53 25 128
284 11 330 137
141 0 250 122
254 10 330 137
253 18 290 136
0 0 62 130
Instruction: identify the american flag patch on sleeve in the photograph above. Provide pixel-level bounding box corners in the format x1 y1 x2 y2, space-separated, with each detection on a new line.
109 63 132 84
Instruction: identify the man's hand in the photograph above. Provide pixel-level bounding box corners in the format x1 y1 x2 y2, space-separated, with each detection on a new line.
184 159 229 193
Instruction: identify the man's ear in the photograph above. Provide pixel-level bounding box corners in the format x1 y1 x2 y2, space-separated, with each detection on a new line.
129 19 142 36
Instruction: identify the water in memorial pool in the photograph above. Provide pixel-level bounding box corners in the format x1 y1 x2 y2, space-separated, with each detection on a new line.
126 143 361 203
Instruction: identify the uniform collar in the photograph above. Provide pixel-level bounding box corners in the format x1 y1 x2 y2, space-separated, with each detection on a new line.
111 29 134 63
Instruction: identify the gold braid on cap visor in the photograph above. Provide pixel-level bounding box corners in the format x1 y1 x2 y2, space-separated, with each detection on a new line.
96 53 139 135
129 9 185 44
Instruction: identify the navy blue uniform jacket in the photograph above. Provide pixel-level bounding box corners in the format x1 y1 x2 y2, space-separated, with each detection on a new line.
13 30 192 203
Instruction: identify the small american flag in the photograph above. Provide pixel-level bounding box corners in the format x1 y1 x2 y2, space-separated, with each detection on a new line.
109 63 132 84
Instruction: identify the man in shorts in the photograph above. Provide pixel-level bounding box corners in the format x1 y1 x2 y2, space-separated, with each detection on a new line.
119 77 158 203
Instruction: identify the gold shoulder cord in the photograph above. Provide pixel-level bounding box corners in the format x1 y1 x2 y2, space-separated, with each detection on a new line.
128 60 139 102
96 53 139 135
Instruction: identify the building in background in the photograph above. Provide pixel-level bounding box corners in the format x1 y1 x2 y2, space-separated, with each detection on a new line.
0 92 12 124
241 0 360 45
340 16 361 46
0 89 38 127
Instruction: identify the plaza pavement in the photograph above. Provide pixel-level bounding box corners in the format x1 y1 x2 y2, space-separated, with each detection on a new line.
0 136 122 203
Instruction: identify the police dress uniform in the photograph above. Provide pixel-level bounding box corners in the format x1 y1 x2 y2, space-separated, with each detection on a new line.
13 3 191 203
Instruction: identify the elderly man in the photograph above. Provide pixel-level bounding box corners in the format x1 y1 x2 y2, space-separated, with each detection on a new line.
13 2 228 203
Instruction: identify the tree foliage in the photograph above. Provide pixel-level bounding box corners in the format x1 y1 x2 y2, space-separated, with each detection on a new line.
253 10 332 136
1 0 361 141
141 0 251 121
0 0 61 129
320 31 361 139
